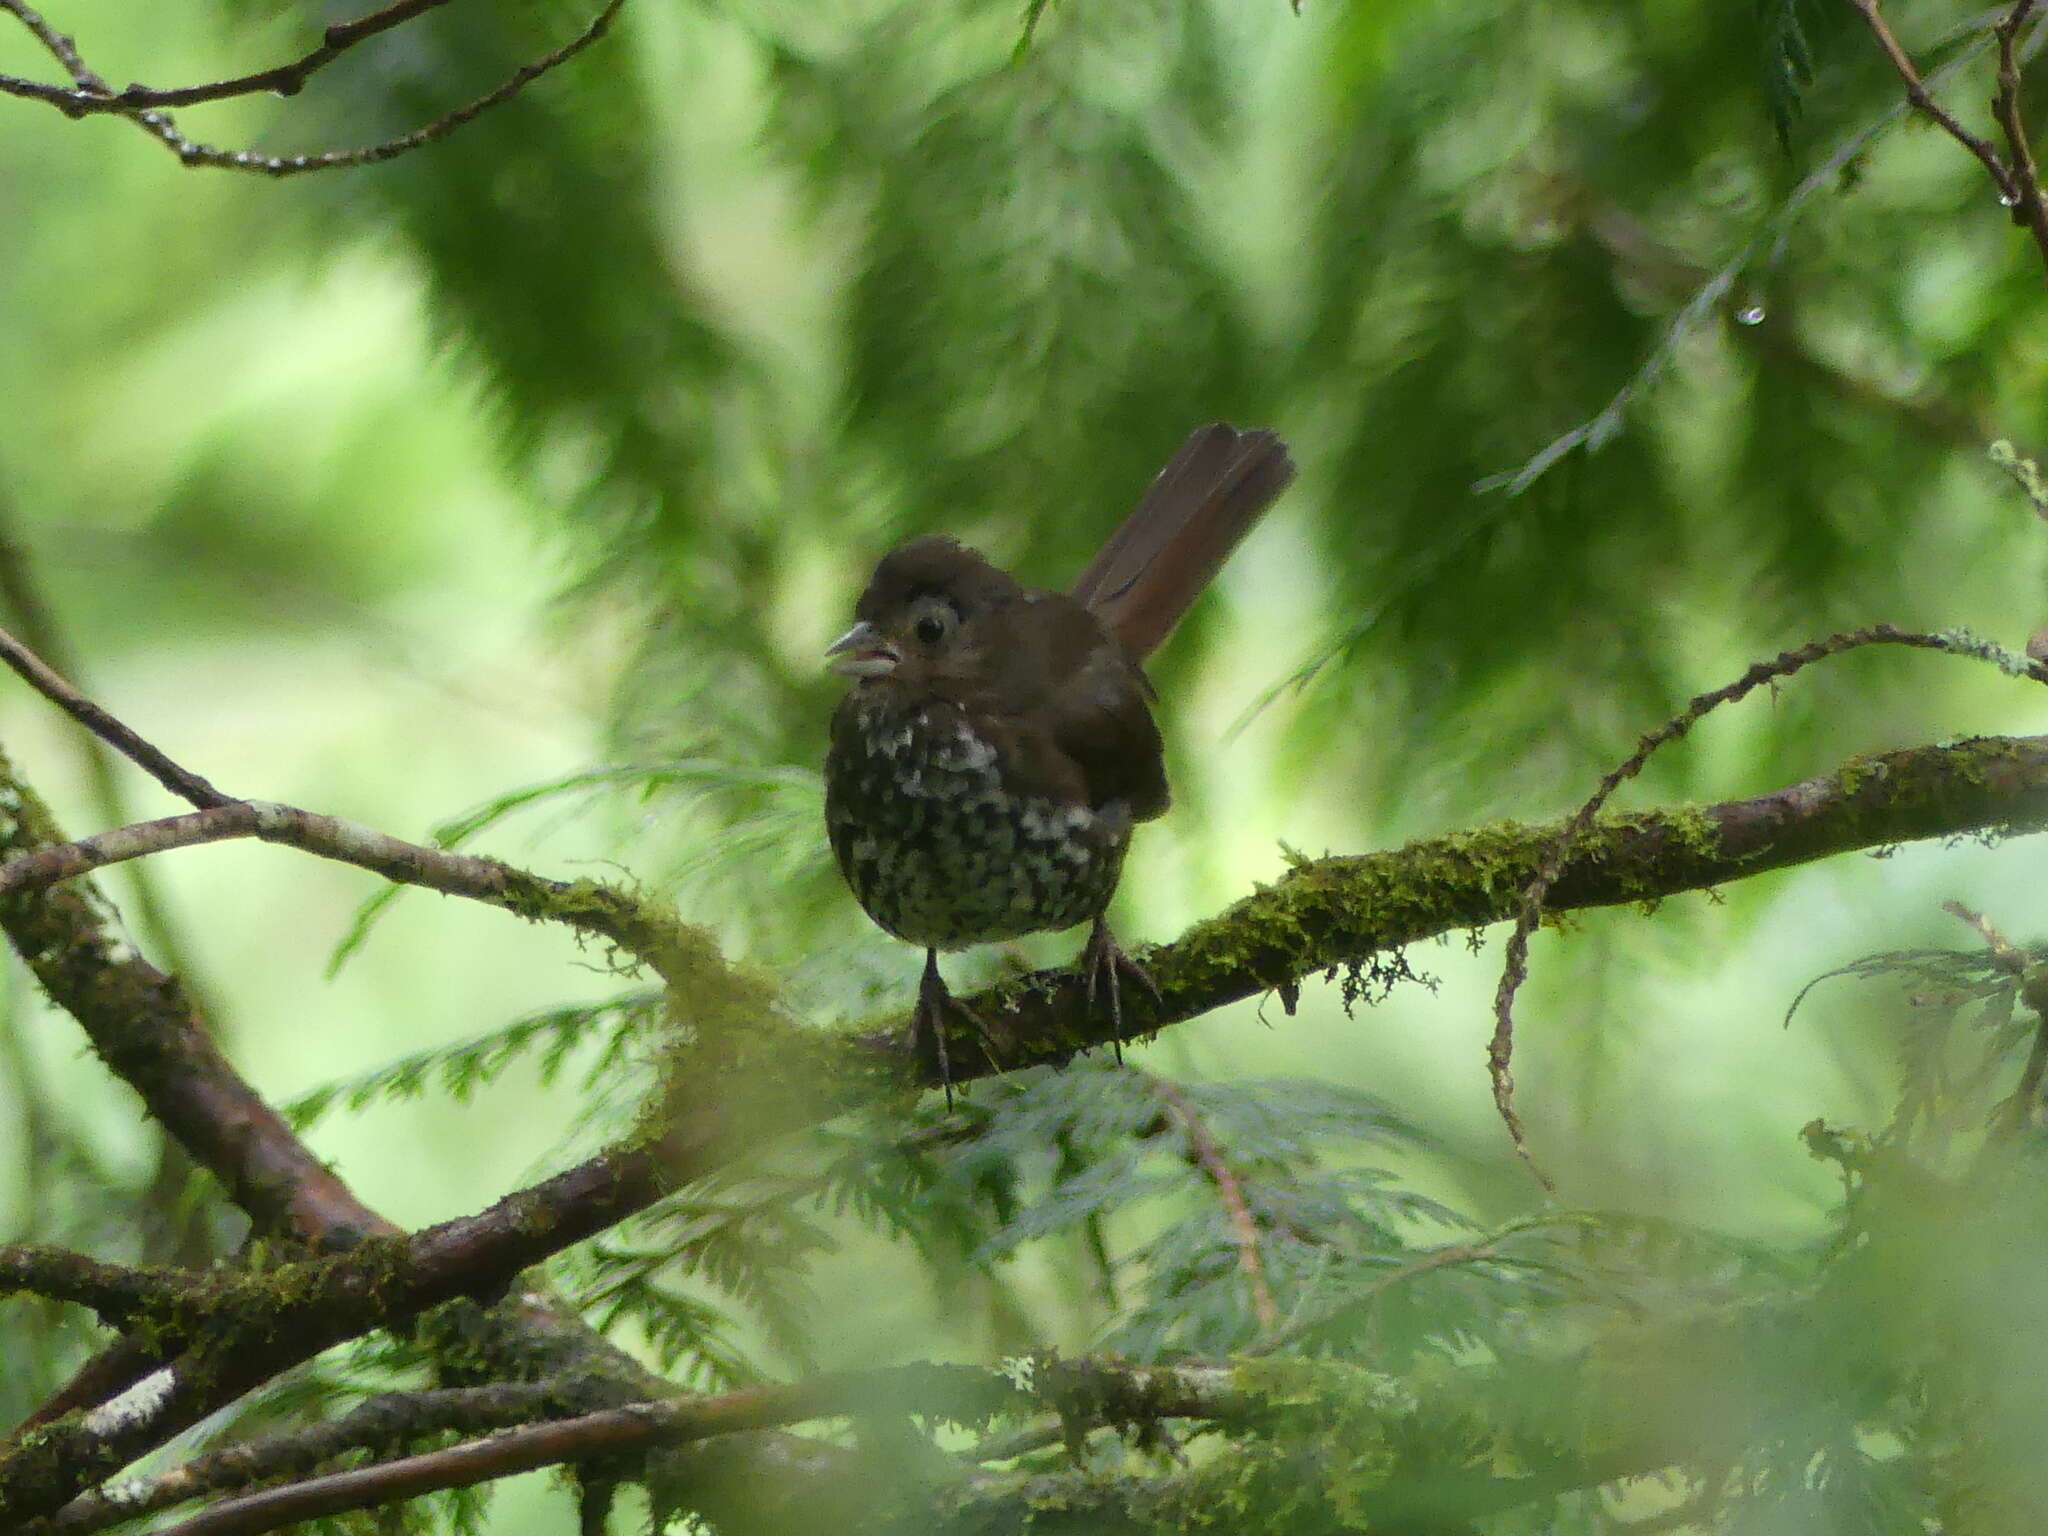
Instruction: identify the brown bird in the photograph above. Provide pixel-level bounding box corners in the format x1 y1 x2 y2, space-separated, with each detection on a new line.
825 423 1296 1097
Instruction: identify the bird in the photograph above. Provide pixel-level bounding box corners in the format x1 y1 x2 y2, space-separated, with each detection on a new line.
824 423 1296 1100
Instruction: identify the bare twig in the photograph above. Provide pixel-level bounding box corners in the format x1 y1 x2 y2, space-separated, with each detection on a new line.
1145 1074 1278 1332
0 623 701 984
1489 625 2048 1187
1992 0 2048 266
0 624 232 808
0 0 455 111
1847 0 2019 195
113 0 456 109
1848 0 2048 276
0 0 93 85
0 0 191 151
146 0 626 179
0 0 624 176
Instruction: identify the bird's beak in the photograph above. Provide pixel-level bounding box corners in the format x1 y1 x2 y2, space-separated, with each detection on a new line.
826 620 899 677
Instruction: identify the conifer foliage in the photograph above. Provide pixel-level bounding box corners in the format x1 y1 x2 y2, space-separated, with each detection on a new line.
2 1 2048 1533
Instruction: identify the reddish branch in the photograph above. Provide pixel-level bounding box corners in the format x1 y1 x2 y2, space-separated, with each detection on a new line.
1146 1075 1278 1331
1849 0 2048 277
134 1366 1024 1536
40 1380 593 1535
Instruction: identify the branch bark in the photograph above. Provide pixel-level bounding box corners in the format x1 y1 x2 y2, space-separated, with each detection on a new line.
4 722 2046 1521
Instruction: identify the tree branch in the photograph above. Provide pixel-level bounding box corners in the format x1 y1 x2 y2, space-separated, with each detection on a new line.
1144 1074 1277 1333
0 796 702 985
131 1365 1024 1536
0 742 713 1515
0 0 625 176
0 624 231 808
0 1246 190 1328
0 620 708 986
6 700 2048 1521
1849 0 2048 276
40 1380 592 1536
106 0 457 109
145 0 627 179
1992 0 2048 266
5 620 2048 1522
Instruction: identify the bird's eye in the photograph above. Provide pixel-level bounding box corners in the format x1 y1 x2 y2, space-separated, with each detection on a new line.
915 614 947 645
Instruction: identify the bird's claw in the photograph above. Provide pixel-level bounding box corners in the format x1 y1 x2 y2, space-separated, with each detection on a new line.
916 949 999 1110
1082 916 1161 1063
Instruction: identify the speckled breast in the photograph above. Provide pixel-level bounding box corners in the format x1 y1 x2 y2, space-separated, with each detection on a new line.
825 697 1130 951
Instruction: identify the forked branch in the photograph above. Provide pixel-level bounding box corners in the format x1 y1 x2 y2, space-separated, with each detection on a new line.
0 0 624 175
1849 0 2048 276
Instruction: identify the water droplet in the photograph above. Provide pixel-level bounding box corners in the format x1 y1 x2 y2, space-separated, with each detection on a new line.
1736 305 1767 326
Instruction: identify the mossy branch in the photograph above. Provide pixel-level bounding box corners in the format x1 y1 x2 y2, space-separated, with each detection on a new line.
876 730 2048 1086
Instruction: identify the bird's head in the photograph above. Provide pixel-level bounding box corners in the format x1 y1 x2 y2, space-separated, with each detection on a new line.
826 536 1022 689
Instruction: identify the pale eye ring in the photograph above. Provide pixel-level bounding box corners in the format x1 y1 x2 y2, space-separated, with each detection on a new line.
914 614 946 644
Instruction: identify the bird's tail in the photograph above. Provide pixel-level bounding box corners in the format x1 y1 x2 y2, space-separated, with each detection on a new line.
1069 423 1296 661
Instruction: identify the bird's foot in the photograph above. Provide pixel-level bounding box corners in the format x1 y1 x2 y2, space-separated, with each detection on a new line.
916 949 997 1109
1081 916 1161 1063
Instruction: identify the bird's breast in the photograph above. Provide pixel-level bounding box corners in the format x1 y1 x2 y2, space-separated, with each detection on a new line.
825 695 1132 950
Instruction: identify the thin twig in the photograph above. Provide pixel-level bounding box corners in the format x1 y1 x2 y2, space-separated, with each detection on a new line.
1848 0 2020 197
1489 625 2048 1188
113 0 456 108
0 623 232 808
1991 0 2048 268
0 0 187 143
151 0 626 179
0 621 697 983
0 796 697 988
1145 1074 1278 1332
0 0 93 85
0 0 454 112
1848 0 2048 277
0 0 624 177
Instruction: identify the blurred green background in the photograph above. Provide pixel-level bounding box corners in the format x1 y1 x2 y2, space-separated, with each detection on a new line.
2 0 2047 1528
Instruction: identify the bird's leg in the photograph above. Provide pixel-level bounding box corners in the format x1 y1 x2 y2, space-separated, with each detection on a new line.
914 948 1001 1109
916 949 955 1108
1081 915 1162 1063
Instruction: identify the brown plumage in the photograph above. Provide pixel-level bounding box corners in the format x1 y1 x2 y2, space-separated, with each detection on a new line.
825 424 1295 1097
